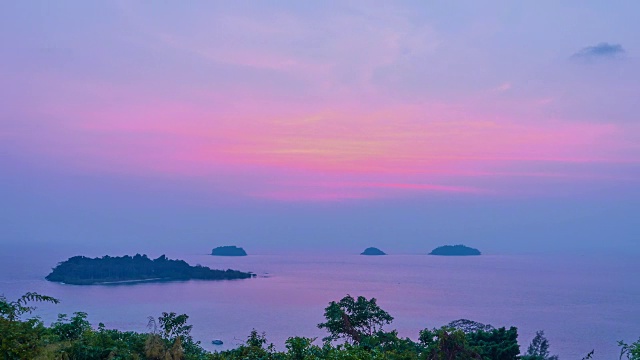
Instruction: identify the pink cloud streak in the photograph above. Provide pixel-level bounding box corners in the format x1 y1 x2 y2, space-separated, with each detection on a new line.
10 69 639 201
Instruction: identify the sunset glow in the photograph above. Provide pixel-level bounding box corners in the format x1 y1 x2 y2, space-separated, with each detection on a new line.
2 2 638 203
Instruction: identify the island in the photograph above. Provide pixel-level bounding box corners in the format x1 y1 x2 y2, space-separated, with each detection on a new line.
211 246 247 256
45 254 255 285
360 247 386 256
428 245 481 256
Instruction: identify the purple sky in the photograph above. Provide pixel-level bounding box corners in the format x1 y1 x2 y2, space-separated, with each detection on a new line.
1 1 639 254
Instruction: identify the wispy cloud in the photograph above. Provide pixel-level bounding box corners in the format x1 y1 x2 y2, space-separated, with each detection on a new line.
493 82 512 92
250 181 485 202
571 42 625 60
252 190 373 202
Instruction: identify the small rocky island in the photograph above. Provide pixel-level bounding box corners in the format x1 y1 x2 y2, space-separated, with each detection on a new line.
46 254 254 285
211 246 247 256
429 245 481 256
361 247 386 256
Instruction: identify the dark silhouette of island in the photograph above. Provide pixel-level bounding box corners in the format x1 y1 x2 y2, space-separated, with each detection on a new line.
429 245 481 256
361 247 386 255
45 254 254 285
211 246 247 256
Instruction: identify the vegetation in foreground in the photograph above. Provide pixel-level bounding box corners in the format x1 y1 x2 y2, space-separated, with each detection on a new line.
1 292 638 360
46 254 254 285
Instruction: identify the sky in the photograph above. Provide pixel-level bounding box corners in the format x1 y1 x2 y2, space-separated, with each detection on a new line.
1 1 639 255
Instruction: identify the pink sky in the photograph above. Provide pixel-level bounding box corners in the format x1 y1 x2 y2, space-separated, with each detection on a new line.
1 1 639 202
2 2 640 254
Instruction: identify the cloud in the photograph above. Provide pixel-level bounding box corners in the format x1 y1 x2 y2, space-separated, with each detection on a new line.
493 82 512 92
571 42 625 60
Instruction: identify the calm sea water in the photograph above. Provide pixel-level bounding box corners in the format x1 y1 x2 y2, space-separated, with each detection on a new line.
0 250 638 359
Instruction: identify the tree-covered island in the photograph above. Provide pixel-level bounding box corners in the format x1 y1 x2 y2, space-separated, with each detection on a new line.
360 247 386 255
45 254 255 285
429 244 482 256
211 246 247 256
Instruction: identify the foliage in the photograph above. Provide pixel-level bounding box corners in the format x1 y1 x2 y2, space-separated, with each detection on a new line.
580 349 595 360
317 295 394 344
521 330 558 360
285 337 321 360
0 316 48 360
211 329 278 360
48 324 148 360
446 319 495 334
46 254 254 285
619 338 640 360
157 312 194 342
145 334 184 360
0 292 203 360
1 291 638 360
419 327 480 360
467 327 519 360
361 329 421 355
147 311 209 360
0 292 59 322
0 292 59 360
418 325 519 360
51 312 92 341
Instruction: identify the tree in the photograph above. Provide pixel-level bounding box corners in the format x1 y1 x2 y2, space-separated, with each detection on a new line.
619 338 640 360
521 331 558 360
446 319 495 334
51 312 91 341
212 329 277 360
419 325 519 360
145 312 194 360
0 292 59 359
285 336 320 360
158 312 193 342
361 329 420 354
419 327 481 360
467 327 520 360
0 292 59 322
317 295 394 344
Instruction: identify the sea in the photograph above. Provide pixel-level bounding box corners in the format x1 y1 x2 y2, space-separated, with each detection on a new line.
1 249 638 359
